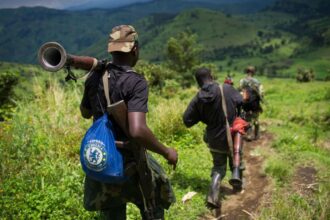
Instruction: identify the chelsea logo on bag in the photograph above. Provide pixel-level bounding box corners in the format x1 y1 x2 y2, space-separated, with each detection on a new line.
84 139 107 172
80 114 125 183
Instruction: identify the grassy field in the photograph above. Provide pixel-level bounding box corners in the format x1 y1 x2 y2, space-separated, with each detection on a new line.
0 64 329 219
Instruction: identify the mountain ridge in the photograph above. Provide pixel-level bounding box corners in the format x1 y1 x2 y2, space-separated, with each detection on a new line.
0 0 329 78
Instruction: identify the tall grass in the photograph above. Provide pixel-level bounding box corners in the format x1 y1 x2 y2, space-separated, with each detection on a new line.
1 72 329 219
0 77 94 219
0 75 211 219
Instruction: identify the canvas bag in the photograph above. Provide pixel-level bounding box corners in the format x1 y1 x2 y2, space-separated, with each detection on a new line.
80 70 126 183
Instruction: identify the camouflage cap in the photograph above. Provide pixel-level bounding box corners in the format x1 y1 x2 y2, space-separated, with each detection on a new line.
108 25 138 53
245 65 256 74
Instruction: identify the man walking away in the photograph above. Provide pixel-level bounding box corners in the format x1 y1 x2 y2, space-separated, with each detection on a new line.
239 66 264 140
80 25 178 220
183 67 243 212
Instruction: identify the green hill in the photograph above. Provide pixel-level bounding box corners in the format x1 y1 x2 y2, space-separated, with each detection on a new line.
0 0 274 64
0 0 329 79
83 1 330 79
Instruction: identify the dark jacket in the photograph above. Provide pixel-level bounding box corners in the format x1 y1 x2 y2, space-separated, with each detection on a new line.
183 82 242 149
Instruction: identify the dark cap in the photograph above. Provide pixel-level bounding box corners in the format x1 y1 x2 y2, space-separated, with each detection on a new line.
108 25 138 53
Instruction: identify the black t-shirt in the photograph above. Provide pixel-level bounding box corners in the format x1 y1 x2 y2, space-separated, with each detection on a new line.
81 63 148 141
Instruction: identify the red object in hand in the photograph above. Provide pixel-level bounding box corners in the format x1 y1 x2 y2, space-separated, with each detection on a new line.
224 78 234 85
230 117 249 135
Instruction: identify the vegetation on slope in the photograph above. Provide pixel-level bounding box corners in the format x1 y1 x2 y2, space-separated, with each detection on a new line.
0 0 329 79
0 59 329 219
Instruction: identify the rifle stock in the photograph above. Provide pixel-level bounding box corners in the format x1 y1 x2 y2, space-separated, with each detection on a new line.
107 100 154 201
107 100 129 135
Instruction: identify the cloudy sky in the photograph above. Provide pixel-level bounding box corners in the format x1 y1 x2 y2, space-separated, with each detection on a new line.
0 0 152 9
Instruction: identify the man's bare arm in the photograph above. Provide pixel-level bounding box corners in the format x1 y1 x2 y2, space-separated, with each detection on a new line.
128 112 178 169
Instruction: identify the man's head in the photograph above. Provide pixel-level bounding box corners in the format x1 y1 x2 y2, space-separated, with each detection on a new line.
108 25 139 66
245 66 256 76
195 67 213 87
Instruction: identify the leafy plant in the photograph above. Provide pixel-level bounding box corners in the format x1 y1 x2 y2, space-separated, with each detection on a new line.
166 31 203 87
0 70 19 120
296 68 315 82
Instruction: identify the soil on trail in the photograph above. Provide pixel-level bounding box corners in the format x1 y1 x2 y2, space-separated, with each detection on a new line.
292 166 318 198
201 132 273 220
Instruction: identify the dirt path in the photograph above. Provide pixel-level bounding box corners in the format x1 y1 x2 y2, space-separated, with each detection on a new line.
202 132 273 220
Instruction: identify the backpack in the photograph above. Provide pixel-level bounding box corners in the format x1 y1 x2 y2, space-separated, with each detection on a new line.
242 86 261 112
80 114 126 183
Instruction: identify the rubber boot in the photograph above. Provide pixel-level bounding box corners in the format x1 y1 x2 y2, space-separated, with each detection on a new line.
229 167 242 191
206 172 221 209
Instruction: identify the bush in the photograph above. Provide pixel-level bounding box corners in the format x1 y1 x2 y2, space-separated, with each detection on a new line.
148 97 189 142
0 71 19 120
296 68 315 82
135 60 176 89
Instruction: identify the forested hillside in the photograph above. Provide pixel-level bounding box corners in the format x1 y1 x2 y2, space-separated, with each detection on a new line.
0 0 329 78
0 0 274 63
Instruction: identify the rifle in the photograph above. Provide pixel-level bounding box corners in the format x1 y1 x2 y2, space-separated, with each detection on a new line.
106 100 155 218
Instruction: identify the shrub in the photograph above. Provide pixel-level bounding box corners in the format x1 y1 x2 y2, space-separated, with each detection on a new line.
0 71 19 120
296 68 315 82
148 97 188 142
135 60 176 89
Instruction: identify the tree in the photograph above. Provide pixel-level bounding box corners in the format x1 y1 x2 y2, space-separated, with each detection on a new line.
135 60 176 90
166 31 203 87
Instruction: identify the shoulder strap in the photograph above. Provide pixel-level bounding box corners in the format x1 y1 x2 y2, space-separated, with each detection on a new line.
102 63 137 108
219 84 234 155
102 69 111 108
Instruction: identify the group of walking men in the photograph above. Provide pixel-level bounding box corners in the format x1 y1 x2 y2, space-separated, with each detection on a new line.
79 24 263 219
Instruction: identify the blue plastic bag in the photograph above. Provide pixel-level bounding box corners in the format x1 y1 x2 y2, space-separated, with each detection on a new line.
80 114 126 183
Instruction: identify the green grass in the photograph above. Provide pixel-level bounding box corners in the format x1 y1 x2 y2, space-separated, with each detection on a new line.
257 77 330 219
281 47 330 79
0 64 329 219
